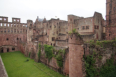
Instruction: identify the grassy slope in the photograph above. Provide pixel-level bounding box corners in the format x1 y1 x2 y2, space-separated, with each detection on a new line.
0 51 65 77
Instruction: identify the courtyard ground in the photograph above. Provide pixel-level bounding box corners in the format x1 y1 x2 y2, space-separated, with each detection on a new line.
0 51 65 77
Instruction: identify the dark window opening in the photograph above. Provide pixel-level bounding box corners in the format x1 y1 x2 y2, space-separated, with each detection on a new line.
17 38 18 40
4 30 6 33
51 43 52 46
82 26 84 30
8 30 10 33
86 26 89 29
52 37 55 41
1 31 3 33
46 33 47 35
1 48 3 53
50 26 51 28
7 48 9 52
54 43 55 46
30 24 32 26
12 48 15 50
109 34 110 36
6 38 9 40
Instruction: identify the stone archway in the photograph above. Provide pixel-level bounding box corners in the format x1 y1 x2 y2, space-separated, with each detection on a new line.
0 48 3 53
7 48 9 52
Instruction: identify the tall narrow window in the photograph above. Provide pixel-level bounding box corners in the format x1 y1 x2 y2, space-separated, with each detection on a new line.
4 18 6 21
0 18 2 20
4 23 6 26
8 24 9 27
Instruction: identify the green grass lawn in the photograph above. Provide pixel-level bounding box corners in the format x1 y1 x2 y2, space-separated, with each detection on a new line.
0 51 66 77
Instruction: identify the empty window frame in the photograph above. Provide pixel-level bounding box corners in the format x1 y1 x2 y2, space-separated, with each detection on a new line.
14 19 16 22
8 24 9 27
4 18 6 21
82 26 85 30
94 25 99 29
4 23 6 26
14 29 16 33
0 18 2 20
86 26 89 29
8 30 10 33
11 24 12 27
17 20 19 22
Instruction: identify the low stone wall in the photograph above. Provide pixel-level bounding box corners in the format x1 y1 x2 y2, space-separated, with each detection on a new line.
0 56 8 77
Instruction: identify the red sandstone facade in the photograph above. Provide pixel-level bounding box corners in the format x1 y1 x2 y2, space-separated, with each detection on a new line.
106 0 116 40
0 16 27 53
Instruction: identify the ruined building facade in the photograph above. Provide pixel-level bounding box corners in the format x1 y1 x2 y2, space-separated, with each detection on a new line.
0 16 27 53
0 8 107 77
106 0 116 40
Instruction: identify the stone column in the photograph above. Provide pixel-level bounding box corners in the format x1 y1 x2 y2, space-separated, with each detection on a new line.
3 47 7 53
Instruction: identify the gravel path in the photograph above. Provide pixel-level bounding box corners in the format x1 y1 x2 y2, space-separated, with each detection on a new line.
0 56 8 77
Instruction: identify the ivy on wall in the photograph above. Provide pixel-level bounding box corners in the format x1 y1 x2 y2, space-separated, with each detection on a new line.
84 39 116 77
83 54 98 77
55 49 65 67
29 52 31 58
38 43 41 61
44 44 66 67
44 44 53 61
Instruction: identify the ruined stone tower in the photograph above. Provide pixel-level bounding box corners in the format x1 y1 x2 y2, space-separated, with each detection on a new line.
27 20 33 43
106 0 116 40
68 33 84 77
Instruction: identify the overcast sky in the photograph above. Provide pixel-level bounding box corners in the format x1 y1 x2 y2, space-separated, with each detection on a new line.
0 0 106 23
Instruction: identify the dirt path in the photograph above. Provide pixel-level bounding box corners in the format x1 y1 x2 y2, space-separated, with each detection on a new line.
0 56 8 77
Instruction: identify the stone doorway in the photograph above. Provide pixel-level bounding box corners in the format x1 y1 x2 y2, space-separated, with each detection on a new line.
7 48 9 52
1 48 3 53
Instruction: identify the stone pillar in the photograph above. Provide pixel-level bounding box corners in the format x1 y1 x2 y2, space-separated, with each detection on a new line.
69 33 84 77
9 47 12 52
3 47 7 53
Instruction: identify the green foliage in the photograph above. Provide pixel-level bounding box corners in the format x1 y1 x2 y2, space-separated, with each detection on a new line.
55 53 63 67
29 52 31 58
68 28 77 35
98 56 102 59
99 59 116 77
44 44 53 61
84 55 98 77
38 43 41 61
68 31 72 35
53 49 65 67
72 28 76 33
96 41 103 47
